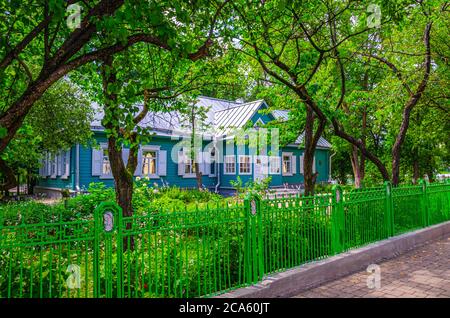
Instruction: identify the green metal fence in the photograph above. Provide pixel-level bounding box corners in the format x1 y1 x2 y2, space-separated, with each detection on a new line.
338 185 389 251
260 194 333 275
0 181 449 298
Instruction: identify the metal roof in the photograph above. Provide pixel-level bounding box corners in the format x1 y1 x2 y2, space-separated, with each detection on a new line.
271 109 289 121
291 132 332 149
90 96 331 148
214 100 265 135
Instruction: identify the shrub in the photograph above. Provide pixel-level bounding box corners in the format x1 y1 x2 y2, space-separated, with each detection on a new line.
230 176 273 198
0 182 226 224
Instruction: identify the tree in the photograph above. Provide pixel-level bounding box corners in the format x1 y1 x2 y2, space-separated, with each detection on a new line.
1 79 93 194
233 0 380 194
234 0 444 190
361 23 432 185
96 34 233 227
0 0 229 190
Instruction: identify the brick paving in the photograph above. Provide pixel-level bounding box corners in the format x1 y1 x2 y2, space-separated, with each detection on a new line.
293 236 450 298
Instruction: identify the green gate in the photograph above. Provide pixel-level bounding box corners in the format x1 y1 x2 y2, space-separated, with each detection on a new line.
93 202 123 298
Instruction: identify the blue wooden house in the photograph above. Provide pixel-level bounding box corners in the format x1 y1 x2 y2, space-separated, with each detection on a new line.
35 96 332 196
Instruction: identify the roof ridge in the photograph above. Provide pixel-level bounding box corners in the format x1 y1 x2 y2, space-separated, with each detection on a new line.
214 99 265 113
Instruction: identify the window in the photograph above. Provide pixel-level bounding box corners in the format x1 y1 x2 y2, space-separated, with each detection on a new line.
184 156 197 175
269 156 281 174
239 155 252 174
224 155 236 174
102 148 111 176
282 155 292 175
142 151 157 176
177 149 197 178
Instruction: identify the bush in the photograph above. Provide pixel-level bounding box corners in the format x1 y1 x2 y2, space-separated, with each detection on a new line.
0 182 227 225
230 176 273 197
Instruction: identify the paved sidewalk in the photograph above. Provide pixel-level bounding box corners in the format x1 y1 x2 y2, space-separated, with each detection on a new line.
294 236 450 298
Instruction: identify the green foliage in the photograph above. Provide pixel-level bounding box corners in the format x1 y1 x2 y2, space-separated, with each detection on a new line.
0 182 226 225
133 179 224 214
230 176 272 197
1 80 94 181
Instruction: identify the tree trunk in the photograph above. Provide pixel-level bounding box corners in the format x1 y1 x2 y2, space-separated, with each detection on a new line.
27 173 32 195
194 163 203 190
108 140 134 216
303 106 325 196
350 146 363 188
101 55 138 251
0 157 18 191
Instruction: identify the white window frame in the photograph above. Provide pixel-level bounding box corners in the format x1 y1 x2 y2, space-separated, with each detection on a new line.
184 156 197 177
282 152 293 176
100 145 113 179
179 148 199 179
238 155 252 175
299 154 304 174
224 155 236 175
141 149 159 179
269 156 281 175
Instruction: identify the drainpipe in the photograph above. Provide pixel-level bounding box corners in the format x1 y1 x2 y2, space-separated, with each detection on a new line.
214 139 221 193
75 144 80 193
329 150 336 183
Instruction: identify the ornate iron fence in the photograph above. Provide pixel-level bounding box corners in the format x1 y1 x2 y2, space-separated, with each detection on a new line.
0 181 449 298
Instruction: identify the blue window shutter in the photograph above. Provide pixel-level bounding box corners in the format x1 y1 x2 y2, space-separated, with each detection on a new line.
92 148 103 176
134 147 142 176
300 154 304 174
158 150 167 176
292 155 297 174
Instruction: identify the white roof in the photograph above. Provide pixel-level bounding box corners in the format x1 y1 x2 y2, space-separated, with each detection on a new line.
214 100 265 135
292 132 332 149
90 96 331 148
271 109 289 121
